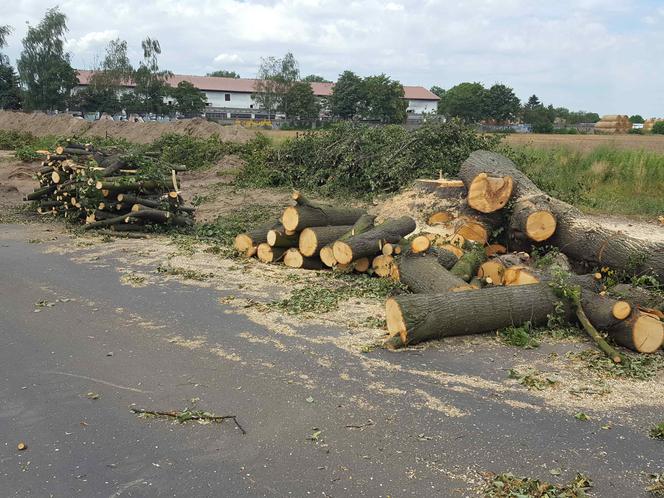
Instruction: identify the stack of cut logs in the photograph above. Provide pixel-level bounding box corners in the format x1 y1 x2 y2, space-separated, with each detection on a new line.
25 141 194 232
234 150 664 358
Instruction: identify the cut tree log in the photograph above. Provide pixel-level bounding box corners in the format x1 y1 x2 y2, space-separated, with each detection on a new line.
333 216 416 265
459 151 664 280
410 235 431 254
413 179 467 199
319 214 376 267
466 172 513 213
234 221 281 256
608 284 664 312
478 260 506 285
395 253 472 295
428 211 454 225
281 197 366 231
283 248 324 270
510 198 557 244
450 244 487 282
605 311 664 353
429 246 461 270
299 225 352 257
257 243 287 263
267 226 300 248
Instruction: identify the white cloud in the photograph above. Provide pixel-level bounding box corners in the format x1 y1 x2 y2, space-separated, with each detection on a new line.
213 53 244 64
0 0 661 115
65 30 118 53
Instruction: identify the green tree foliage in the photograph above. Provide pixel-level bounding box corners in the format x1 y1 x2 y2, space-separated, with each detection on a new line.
629 114 644 124
485 84 520 122
254 52 300 118
522 94 555 132
0 25 22 110
171 80 208 115
17 7 77 111
362 74 407 123
329 70 366 119
437 82 487 122
302 74 330 83
74 38 133 114
281 81 318 119
134 37 172 114
207 70 240 78
237 120 501 195
651 121 664 135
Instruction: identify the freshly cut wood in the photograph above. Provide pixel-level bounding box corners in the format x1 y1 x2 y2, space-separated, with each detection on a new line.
353 257 370 273
25 184 57 200
386 283 569 347
485 244 507 256
503 266 540 286
410 235 431 254
413 179 467 198
609 284 664 311
452 217 489 244
427 211 454 225
283 248 324 270
450 244 487 282
396 253 471 295
461 151 664 281
267 227 300 248
466 172 513 213
440 243 464 259
333 216 416 265
234 221 281 255
478 260 505 285
510 198 557 244
299 225 352 257
318 214 376 267
606 312 664 353
257 243 287 263
372 255 395 277
281 199 365 231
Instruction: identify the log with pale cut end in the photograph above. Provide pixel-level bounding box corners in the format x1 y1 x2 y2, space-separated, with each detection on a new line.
281 202 365 232
283 248 324 270
466 172 513 213
452 217 489 245
486 244 507 257
413 179 467 198
608 284 664 312
478 260 505 285
319 246 337 267
410 235 431 254
372 255 395 278
267 227 299 248
450 244 487 282
353 257 370 273
510 199 557 244
386 283 572 347
396 253 471 295
333 216 416 265
312 214 377 267
299 225 352 257
502 265 541 286
257 243 287 263
428 211 454 225
234 221 281 255
440 243 464 259
606 311 664 353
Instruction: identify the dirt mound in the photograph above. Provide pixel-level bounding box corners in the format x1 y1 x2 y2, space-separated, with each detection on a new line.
0 111 256 144
0 151 40 208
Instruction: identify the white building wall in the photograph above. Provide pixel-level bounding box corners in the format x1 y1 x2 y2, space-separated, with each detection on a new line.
407 99 438 114
204 91 257 109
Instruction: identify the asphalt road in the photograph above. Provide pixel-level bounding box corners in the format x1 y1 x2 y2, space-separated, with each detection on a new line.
0 224 661 497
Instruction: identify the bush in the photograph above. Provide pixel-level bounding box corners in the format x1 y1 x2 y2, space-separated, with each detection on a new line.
150 133 242 170
237 120 501 196
651 121 664 135
0 130 36 150
628 128 643 135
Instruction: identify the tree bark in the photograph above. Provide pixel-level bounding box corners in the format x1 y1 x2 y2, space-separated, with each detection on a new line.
283 248 324 269
267 226 300 248
450 244 487 282
234 220 281 255
257 243 288 263
281 200 366 231
333 216 416 265
395 253 472 294
299 225 352 257
319 214 376 267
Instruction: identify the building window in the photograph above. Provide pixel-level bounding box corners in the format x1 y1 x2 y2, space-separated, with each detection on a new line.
225 93 231 102
250 104 254 109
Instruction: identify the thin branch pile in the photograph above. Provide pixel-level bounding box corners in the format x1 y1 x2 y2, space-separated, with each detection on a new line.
24 141 195 231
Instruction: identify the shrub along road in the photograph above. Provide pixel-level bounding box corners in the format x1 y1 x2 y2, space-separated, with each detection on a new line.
1 223 663 496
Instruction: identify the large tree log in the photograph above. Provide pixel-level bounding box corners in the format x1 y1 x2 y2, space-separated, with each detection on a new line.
299 225 352 257
257 243 288 263
450 244 487 282
319 214 376 267
283 248 324 270
395 253 472 294
281 195 366 232
333 216 416 265
385 283 663 351
267 226 299 248
466 172 513 213
460 151 664 281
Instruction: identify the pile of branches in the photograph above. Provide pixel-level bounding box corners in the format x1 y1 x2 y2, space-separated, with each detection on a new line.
24 140 195 232
234 150 664 361
383 151 664 356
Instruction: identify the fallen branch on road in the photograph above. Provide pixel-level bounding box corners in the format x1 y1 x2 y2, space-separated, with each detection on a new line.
130 407 246 434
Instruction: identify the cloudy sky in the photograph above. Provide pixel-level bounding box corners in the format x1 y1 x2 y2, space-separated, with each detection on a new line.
2 0 663 115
